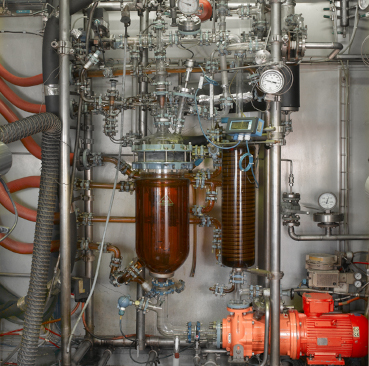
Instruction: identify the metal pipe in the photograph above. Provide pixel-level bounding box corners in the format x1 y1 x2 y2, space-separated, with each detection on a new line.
84 112 95 342
139 9 149 137
305 42 343 50
287 226 369 241
136 269 146 351
97 348 113 366
260 299 270 366
263 105 271 288
91 337 211 348
59 0 72 363
0 272 30 277
71 339 93 366
269 1 282 365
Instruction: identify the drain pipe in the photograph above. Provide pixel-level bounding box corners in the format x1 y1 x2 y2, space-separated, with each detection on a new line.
269 1 282 365
59 0 72 365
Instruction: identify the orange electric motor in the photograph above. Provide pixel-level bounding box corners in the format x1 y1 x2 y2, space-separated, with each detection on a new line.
222 293 368 365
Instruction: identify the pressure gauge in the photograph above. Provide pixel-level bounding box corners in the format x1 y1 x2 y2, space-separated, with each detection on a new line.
259 69 285 94
359 0 369 10
354 280 362 288
355 272 363 281
318 192 337 210
178 0 199 15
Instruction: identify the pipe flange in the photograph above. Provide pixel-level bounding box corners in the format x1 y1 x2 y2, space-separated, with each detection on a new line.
313 212 344 223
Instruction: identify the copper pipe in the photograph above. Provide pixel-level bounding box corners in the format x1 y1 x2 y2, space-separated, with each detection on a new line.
88 242 121 259
88 216 204 225
90 216 136 223
90 182 116 189
102 156 134 177
209 284 235 293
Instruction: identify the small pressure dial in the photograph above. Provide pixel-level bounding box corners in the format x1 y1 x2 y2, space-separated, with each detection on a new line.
359 0 369 10
354 280 362 288
259 69 285 94
178 0 199 15
354 272 363 281
318 192 337 210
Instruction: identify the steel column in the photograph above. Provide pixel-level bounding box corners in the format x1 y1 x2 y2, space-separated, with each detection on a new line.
270 1 282 365
59 0 71 364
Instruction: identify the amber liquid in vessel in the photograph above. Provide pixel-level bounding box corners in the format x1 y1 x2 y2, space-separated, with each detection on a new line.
222 145 256 268
135 173 190 275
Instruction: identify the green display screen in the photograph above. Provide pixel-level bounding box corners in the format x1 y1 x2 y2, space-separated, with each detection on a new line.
230 120 252 131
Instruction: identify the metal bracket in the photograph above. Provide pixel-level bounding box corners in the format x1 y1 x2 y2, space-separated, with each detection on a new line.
51 40 74 55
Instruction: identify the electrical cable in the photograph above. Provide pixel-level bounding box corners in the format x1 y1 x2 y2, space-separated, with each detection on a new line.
194 88 240 150
67 32 129 353
119 318 136 342
0 178 18 243
0 30 43 37
178 44 194 58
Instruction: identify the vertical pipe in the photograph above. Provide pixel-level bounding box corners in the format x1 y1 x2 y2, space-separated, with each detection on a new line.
136 269 146 351
139 10 149 137
263 106 271 288
59 0 71 364
84 112 94 339
269 1 282 366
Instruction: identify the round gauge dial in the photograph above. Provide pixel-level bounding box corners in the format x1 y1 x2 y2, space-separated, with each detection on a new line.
259 69 284 94
359 0 369 10
178 0 199 15
355 272 363 280
354 280 362 288
318 192 337 210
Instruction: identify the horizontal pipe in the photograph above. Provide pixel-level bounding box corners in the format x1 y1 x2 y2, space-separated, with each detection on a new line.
91 337 211 348
288 226 369 241
305 42 343 50
0 272 30 277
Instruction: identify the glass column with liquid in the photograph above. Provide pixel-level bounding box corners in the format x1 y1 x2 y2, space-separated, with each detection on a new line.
135 173 190 277
221 145 256 268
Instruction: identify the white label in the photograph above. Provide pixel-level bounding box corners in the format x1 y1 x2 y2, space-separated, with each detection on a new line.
353 326 360 338
160 195 174 206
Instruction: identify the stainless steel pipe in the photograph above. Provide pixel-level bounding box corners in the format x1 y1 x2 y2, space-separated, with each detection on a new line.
84 112 95 341
71 340 93 366
270 1 282 365
259 299 270 366
59 0 72 364
287 226 369 241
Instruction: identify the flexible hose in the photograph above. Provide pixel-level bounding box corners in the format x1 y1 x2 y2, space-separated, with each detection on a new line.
0 99 43 159
0 98 73 163
0 112 61 366
0 64 42 87
0 78 45 113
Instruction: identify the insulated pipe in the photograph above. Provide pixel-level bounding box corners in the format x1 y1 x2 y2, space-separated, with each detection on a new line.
287 226 369 241
0 78 46 113
71 339 93 366
43 0 94 115
0 64 43 87
0 99 43 159
0 113 61 366
0 98 74 163
59 0 72 365
270 1 282 365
